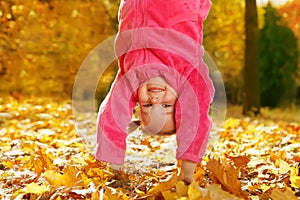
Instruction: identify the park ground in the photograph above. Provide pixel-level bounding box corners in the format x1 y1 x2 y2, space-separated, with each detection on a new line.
0 96 300 199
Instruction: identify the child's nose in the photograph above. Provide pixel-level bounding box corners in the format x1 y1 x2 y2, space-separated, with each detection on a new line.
149 96 160 103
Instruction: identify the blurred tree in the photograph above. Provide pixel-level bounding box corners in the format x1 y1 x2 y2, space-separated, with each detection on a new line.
102 0 120 31
0 0 118 98
278 0 300 40
204 0 245 104
243 0 260 115
1 0 298 105
278 0 300 89
259 4 298 107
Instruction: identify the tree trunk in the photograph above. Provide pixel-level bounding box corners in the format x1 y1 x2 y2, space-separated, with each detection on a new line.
243 0 260 116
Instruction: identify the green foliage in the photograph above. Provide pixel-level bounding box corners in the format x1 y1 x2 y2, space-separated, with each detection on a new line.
259 4 299 107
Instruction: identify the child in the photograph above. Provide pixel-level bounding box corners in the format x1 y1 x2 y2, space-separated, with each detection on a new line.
96 0 214 184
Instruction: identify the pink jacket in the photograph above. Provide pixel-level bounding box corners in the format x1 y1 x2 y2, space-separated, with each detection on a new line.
96 0 214 164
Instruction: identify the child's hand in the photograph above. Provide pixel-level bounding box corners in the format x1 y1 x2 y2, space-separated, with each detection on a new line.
179 160 197 185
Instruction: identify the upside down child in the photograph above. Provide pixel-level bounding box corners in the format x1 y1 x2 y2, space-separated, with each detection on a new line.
96 0 215 184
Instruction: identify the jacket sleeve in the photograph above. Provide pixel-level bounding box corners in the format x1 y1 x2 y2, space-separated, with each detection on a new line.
175 63 215 163
199 0 212 20
96 72 137 164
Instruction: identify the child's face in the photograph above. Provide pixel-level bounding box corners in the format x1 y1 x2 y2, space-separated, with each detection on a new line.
137 77 177 134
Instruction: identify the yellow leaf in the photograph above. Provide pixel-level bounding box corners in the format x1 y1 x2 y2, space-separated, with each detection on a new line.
38 148 54 170
122 194 129 200
290 166 300 188
270 186 298 200
104 188 121 200
31 155 44 177
224 118 240 129
194 167 205 184
22 182 48 195
44 166 84 187
147 172 177 195
187 182 202 200
270 151 286 164
228 155 250 168
176 181 188 197
134 187 145 196
44 170 64 187
91 190 100 200
276 159 291 174
161 190 178 200
207 159 243 197
63 165 84 187
206 184 242 200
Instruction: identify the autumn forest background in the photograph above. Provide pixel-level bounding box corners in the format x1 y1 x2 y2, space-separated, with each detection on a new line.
1 0 300 199
0 0 299 108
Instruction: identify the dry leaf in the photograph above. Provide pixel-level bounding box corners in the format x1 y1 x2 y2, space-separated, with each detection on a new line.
290 165 300 188
22 182 48 195
44 166 84 188
161 190 179 200
228 155 250 168
176 181 188 197
270 186 298 200
207 159 243 197
188 182 203 200
147 172 177 195
206 184 242 200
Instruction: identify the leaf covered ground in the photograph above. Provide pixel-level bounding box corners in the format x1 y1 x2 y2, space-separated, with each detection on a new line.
0 97 300 199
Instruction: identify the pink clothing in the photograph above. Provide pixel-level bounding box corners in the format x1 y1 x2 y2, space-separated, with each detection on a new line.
96 0 214 164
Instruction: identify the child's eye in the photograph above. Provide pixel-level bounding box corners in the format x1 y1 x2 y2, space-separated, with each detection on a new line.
162 104 172 108
142 104 152 107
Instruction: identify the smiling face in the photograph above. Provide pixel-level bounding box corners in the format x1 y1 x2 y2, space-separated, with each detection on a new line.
137 76 177 135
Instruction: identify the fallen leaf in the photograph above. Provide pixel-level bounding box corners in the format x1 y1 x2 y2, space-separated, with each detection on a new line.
206 184 243 200
290 165 300 188
161 190 179 200
147 172 177 195
228 155 250 168
21 182 48 195
188 182 203 200
44 166 84 188
207 159 243 197
176 181 188 197
44 170 65 187
270 186 298 200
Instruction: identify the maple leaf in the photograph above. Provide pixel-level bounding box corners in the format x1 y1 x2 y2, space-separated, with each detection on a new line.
175 181 188 197
207 159 244 197
44 166 84 188
188 182 203 200
290 165 300 188
270 186 298 200
147 171 177 195
228 155 250 168
21 182 48 195
206 184 243 200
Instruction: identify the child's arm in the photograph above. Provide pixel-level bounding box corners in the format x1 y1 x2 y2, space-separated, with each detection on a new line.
180 160 197 184
96 72 137 165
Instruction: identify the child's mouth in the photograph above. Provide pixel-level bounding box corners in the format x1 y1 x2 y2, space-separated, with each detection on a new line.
147 87 165 93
